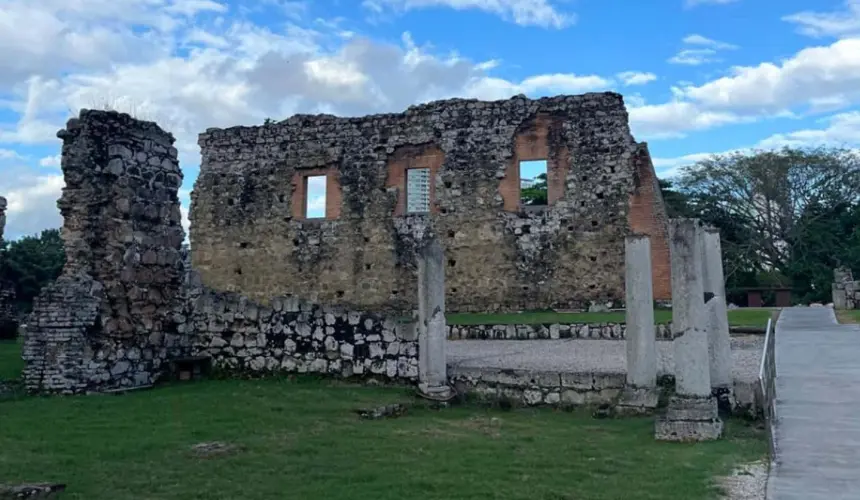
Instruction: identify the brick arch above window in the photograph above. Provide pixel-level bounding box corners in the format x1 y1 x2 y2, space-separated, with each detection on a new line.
384 144 444 216
499 114 570 211
290 167 342 220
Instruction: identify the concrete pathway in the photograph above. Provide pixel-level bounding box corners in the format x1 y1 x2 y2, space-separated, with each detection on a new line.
768 307 860 500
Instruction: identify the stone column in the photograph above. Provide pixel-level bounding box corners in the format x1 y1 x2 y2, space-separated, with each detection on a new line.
617 234 658 413
655 219 722 441
417 237 453 400
701 227 733 405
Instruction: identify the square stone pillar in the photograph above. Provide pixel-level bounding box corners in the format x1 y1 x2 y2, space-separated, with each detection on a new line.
617 234 658 413
701 227 733 402
655 219 722 441
417 237 453 400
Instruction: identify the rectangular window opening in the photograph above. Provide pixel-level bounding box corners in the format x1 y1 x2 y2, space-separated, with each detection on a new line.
406 168 431 214
520 159 548 206
305 175 327 219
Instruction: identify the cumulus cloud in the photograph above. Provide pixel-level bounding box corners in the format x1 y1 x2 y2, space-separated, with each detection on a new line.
783 0 860 38
362 0 574 28
756 111 860 149
676 38 860 114
651 111 860 178
616 71 657 86
0 167 63 238
0 1 617 236
3 0 860 237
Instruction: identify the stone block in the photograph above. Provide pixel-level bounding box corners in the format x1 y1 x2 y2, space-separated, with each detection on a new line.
615 386 659 415
655 395 723 442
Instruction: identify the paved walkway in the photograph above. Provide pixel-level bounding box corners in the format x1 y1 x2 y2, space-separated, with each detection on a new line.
768 307 860 500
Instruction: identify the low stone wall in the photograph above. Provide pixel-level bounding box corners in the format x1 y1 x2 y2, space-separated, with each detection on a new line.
448 323 673 340
185 286 420 380
449 366 760 416
450 366 625 406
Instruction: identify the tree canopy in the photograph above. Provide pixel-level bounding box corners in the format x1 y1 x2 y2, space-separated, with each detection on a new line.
0 229 65 313
521 173 548 206
665 147 860 304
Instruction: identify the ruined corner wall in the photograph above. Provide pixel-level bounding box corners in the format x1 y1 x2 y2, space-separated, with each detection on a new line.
23 110 188 393
833 267 860 309
0 196 18 339
628 143 671 301
192 92 672 313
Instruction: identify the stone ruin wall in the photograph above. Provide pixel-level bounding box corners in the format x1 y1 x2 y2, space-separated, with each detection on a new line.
22 92 672 393
833 267 860 309
22 110 189 392
192 92 672 314
0 196 18 339
22 110 419 393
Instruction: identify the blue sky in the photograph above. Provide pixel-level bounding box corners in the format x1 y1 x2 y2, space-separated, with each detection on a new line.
1 0 859 238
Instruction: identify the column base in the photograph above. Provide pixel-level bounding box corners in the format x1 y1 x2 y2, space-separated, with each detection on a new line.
615 386 659 415
417 382 455 401
655 395 723 442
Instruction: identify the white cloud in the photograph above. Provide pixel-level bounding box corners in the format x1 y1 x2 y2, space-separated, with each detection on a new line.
756 111 860 149
684 0 739 7
0 168 63 237
362 0 574 28
669 34 737 66
669 48 719 66
629 101 748 139
783 0 860 38
677 38 860 114
682 34 738 50
0 149 24 160
306 175 327 218
652 110 860 177
39 154 61 168
164 0 228 16
616 71 657 86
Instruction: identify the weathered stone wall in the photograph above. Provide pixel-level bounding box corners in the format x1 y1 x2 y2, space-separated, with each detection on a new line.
0 196 17 340
23 111 420 393
23 110 188 393
183 279 419 379
192 92 672 314
833 267 860 309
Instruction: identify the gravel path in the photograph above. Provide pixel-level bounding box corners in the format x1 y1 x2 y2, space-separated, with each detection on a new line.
717 460 768 500
448 335 763 382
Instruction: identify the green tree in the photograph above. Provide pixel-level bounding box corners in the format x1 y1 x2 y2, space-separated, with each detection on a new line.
521 173 548 206
0 229 65 313
675 147 860 303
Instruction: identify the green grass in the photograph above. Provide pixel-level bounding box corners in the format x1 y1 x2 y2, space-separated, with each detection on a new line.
0 337 24 381
448 309 775 328
836 309 860 324
0 378 766 500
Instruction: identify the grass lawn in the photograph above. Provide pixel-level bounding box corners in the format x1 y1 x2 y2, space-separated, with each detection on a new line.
0 337 23 381
836 309 860 324
448 309 776 328
0 378 766 500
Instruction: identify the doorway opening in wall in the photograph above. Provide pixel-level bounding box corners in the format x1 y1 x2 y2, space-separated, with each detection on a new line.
406 167 431 214
305 175 327 219
520 160 548 206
